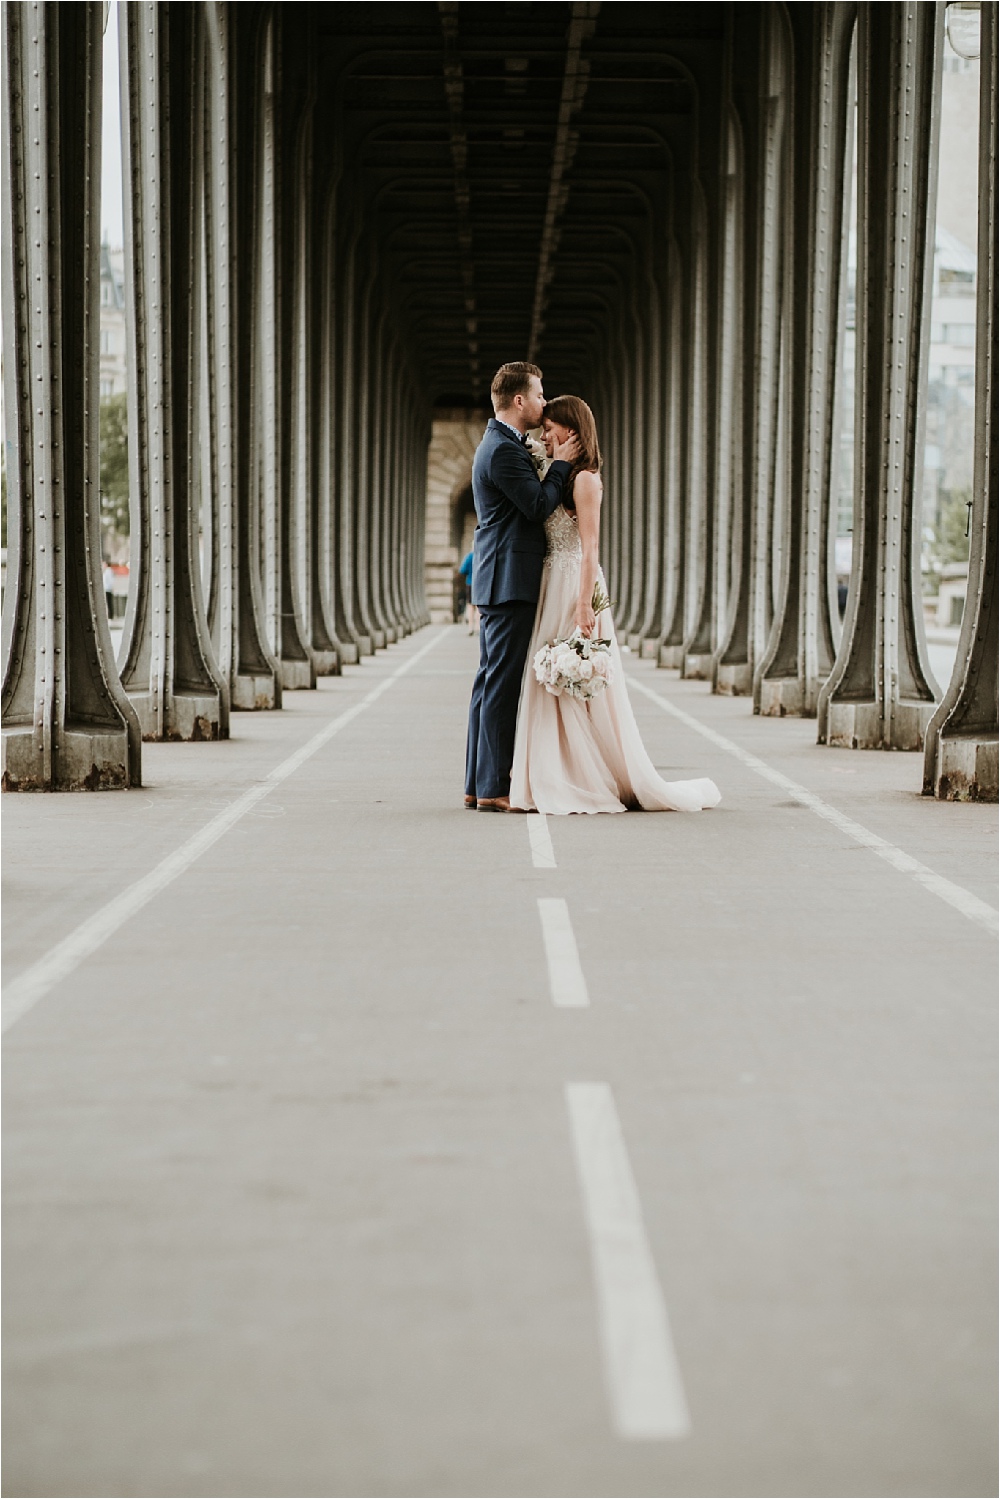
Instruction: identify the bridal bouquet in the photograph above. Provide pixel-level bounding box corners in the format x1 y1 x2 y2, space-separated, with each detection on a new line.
532 584 615 702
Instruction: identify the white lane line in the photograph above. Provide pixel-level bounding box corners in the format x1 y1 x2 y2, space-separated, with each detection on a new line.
628 673 999 937
538 898 589 1007
566 1082 691 1441
527 811 557 868
2 629 448 1033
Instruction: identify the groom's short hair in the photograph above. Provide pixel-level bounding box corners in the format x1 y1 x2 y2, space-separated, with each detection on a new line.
491 362 542 411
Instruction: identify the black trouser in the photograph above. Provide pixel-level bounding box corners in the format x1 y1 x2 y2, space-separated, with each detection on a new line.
465 601 536 800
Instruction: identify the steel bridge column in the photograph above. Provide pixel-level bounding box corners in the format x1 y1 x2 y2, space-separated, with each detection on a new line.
818 2 942 749
1 1 141 790
633 256 667 656
923 2 998 800
356 269 385 650
756 4 853 717
653 252 685 658
253 9 314 692
203 4 282 713
336 230 371 657
293 95 340 678
660 200 707 668
372 304 391 644
714 5 787 695
114 1 228 742
316 190 356 665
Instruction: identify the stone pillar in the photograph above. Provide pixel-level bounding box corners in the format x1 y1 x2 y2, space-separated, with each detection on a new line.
114 1 229 741
423 412 486 624
818 2 943 750
923 1 998 800
204 2 282 712
756 4 853 717
1 2 142 789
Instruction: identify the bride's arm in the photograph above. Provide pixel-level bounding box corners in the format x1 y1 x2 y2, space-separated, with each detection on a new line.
573 471 603 637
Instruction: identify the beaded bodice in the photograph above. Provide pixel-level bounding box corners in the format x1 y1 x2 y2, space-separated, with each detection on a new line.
544 504 583 573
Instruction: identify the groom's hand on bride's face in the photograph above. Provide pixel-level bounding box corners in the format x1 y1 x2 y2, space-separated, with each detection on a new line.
553 433 581 465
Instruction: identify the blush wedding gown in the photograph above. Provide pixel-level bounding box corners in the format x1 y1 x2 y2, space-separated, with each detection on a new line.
509 505 722 815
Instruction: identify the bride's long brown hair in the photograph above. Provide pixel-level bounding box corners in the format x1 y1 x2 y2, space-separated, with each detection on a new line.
542 394 601 510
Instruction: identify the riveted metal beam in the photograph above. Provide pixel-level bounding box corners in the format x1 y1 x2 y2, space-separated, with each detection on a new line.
756 3 855 718
527 2 600 362
818 1 943 750
116 1 230 742
923 0 998 800
437 2 481 397
1 1 141 790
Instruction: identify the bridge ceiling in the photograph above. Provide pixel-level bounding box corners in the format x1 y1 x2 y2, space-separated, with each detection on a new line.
314 1 724 406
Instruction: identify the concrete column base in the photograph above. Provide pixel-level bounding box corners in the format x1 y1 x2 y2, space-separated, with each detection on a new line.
312 649 341 677
2 726 133 791
278 660 316 692
929 735 999 801
371 630 387 650
824 699 935 751
356 635 373 657
758 677 816 718
231 674 281 711
129 692 227 741
714 661 752 695
338 641 360 666
640 639 659 659
658 643 684 668
681 651 714 681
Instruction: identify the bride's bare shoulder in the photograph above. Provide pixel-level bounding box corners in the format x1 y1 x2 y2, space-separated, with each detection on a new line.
575 469 603 500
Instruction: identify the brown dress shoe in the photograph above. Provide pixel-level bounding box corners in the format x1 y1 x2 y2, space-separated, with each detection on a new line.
476 796 511 812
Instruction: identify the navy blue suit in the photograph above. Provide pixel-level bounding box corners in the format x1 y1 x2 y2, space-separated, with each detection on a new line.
465 420 571 800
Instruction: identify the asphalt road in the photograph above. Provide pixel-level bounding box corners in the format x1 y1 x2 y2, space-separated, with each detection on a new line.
3 625 996 1497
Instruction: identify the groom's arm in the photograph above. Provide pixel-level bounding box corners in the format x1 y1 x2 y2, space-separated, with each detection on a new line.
490 443 571 523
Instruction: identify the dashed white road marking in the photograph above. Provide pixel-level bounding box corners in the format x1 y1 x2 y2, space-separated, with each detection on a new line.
538 898 589 1007
2 630 448 1033
566 1082 691 1441
628 672 999 938
527 811 557 868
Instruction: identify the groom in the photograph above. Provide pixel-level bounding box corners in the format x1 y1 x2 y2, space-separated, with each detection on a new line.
465 362 579 811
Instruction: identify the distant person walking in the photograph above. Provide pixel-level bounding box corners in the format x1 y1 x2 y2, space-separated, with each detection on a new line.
459 547 478 634
102 562 115 616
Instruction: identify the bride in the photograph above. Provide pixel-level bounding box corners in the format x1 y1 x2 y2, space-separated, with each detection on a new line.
509 394 721 815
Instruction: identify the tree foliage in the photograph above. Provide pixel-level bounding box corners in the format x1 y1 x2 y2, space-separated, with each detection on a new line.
926 488 972 590
99 392 130 537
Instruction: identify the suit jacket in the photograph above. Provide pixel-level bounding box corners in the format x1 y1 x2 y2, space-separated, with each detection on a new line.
470 419 571 607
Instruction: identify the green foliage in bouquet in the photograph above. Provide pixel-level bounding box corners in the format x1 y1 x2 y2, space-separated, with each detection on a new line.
591 581 614 619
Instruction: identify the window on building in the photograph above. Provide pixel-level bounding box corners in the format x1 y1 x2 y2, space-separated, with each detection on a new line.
943 323 976 346
100 379 114 397
939 267 976 295
100 330 111 354
101 281 112 306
